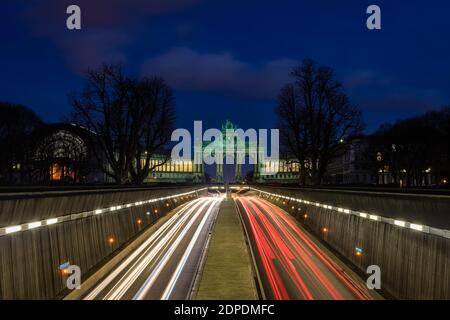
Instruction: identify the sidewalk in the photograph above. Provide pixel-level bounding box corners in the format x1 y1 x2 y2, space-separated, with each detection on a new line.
195 198 257 300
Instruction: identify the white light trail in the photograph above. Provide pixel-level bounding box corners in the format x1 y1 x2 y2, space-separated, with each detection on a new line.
132 199 215 300
84 198 204 300
160 198 221 300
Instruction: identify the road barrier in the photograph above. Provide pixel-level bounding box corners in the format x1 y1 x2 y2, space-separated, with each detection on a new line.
249 186 450 300
0 186 207 299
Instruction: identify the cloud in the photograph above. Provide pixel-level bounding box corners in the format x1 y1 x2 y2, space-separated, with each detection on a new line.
22 0 200 72
58 31 131 73
343 70 378 88
142 47 296 98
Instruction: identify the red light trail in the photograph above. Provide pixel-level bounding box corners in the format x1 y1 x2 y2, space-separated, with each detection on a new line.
236 196 373 300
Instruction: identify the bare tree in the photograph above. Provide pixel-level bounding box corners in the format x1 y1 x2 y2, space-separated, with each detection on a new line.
71 65 176 184
276 59 363 185
370 107 450 187
0 102 43 184
129 77 176 184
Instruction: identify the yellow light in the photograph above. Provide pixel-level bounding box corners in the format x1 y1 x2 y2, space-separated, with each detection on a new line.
291 206 295 209
108 237 115 244
154 209 158 213
304 213 308 219
137 219 142 225
355 251 362 257
166 203 169 207
322 227 328 233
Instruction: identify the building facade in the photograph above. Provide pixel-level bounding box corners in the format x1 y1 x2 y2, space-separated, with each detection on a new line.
324 138 374 185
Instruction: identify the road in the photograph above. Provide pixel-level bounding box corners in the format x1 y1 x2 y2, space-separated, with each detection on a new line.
235 196 374 300
84 196 222 300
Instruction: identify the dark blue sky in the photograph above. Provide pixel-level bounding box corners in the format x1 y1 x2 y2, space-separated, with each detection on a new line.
1 0 450 133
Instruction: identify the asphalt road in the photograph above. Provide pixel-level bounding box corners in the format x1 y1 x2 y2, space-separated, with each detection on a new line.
236 196 374 300
84 196 222 300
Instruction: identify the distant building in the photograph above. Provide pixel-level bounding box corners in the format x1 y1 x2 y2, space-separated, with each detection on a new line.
29 123 105 183
27 123 202 184
23 122 376 185
144 155 203 183
254 159 300 183
324 138 374 185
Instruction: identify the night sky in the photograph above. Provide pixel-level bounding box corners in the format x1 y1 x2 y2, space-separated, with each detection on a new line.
1 0 450 134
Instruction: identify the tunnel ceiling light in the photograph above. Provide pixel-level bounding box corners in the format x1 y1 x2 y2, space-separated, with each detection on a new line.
47 218 58 225
0 187 207 238
250 187 446 237
394 220 406 227
5 225 21 234
28 221 42 229
410 223 423 231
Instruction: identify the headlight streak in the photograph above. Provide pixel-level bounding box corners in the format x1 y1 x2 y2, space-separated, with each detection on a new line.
85 196 220 301
132 199 214 300
160 198 222 300
84 198 204 300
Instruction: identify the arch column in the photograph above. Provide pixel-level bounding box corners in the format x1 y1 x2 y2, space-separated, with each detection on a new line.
235 163 242 182
216 163 223 183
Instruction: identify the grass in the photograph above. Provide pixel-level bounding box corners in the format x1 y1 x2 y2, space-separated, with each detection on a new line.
195 198 257 300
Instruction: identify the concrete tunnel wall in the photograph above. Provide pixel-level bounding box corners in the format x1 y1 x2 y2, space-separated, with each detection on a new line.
0 186 207 299
254 186 450 300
